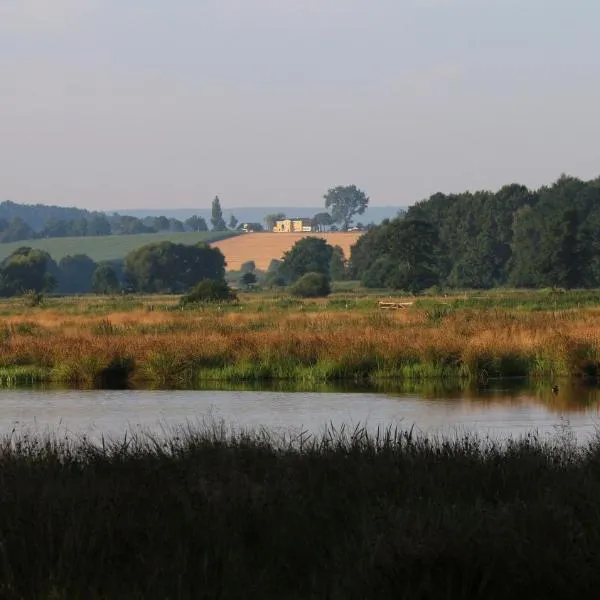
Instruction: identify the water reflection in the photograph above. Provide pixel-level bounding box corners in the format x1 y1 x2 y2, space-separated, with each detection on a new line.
0 379 599 442
8 378 600 414
158 378 600 413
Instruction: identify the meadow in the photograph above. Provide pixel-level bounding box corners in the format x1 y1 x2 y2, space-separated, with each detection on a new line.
1 424 599 599
0 230 237 263
1 289 600 387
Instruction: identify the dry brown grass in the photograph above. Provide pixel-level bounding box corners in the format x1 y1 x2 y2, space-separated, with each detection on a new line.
1 299 600 384
212 232 363 270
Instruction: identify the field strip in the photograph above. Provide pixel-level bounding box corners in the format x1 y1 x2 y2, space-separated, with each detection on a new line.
212 232 362 271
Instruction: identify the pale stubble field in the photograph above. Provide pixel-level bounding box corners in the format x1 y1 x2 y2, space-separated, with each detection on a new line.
211 232 363 270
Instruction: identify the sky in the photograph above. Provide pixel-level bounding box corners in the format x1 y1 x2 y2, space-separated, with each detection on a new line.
1 0 599 210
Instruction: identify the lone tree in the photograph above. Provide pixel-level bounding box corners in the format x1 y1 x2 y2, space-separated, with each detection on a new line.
211 196 227 231
324 185 369 230
228 214 238 230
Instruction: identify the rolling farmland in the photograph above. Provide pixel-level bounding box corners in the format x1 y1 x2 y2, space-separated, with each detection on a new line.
0 230 362 269
0 231 238 263
212 232 363 271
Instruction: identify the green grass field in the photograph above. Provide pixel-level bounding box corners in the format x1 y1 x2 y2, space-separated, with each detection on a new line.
0 230 239 262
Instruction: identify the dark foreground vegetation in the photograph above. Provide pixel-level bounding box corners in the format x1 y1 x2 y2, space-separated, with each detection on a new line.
2 425 600 599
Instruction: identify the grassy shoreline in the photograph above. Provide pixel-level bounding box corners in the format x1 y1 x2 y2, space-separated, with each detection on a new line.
0 425 599 598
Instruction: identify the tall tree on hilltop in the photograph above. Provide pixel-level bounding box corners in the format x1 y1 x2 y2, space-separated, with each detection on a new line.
211 196 227 231
324 185 369 231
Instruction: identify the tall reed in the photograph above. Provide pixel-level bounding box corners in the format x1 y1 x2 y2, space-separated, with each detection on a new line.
0 425 599 598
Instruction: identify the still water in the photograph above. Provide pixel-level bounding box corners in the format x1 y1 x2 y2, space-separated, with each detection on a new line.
1 381 600 442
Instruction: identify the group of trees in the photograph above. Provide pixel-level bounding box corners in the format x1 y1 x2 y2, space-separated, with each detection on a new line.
0 197 246 245
123 242 225 293
262 237 350 296
0 213 211 244
351 174 600 291
0 249 120 298
0 240 228 298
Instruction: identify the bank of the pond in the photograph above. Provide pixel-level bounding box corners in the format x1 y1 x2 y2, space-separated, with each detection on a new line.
0 351 595 387
0 426 599 599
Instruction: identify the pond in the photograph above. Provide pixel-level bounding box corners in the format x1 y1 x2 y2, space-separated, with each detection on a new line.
1 380 599 442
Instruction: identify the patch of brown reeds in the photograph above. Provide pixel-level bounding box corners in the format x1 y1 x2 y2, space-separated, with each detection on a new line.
1 302 600 382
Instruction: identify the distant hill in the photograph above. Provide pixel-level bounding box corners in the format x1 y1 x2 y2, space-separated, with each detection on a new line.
0 200 98 231
0 231 238 263
115 206 406 226
0 199 405 234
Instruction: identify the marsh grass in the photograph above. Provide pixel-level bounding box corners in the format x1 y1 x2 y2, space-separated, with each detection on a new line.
1 425 600 598
1 291 600 385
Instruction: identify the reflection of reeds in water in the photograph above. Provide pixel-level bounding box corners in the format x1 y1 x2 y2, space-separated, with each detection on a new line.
1 299 600 386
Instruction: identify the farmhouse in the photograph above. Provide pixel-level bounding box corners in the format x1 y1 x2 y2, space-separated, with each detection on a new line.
273 218 315 233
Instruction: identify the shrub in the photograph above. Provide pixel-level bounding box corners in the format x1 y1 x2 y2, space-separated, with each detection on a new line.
180 279 237 304
289 272 331 298
23 290 44 307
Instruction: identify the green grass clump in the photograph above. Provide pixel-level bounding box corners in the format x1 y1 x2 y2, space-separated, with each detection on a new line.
0 425 600 598
0 366 50 385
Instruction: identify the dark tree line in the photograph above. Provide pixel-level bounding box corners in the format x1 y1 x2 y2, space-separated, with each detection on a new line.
0 240 227 297
0 213 215 244
351 174 600 291
0 249 121 297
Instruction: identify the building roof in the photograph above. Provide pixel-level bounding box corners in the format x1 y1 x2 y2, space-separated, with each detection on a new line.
276 217 313 223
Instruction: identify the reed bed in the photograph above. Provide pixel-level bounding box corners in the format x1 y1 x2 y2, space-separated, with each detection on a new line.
1 293 600 385
0 424 599 598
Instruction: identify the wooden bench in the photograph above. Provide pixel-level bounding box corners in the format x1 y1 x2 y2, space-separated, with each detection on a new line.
377 301 414 310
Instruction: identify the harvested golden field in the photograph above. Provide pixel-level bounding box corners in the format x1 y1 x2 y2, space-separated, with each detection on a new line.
211 232 363 270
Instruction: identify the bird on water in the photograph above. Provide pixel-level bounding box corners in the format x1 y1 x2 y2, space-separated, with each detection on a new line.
551 384 559 395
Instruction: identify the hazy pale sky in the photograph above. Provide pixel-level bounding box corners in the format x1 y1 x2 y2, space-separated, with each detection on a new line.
1 0 599 210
